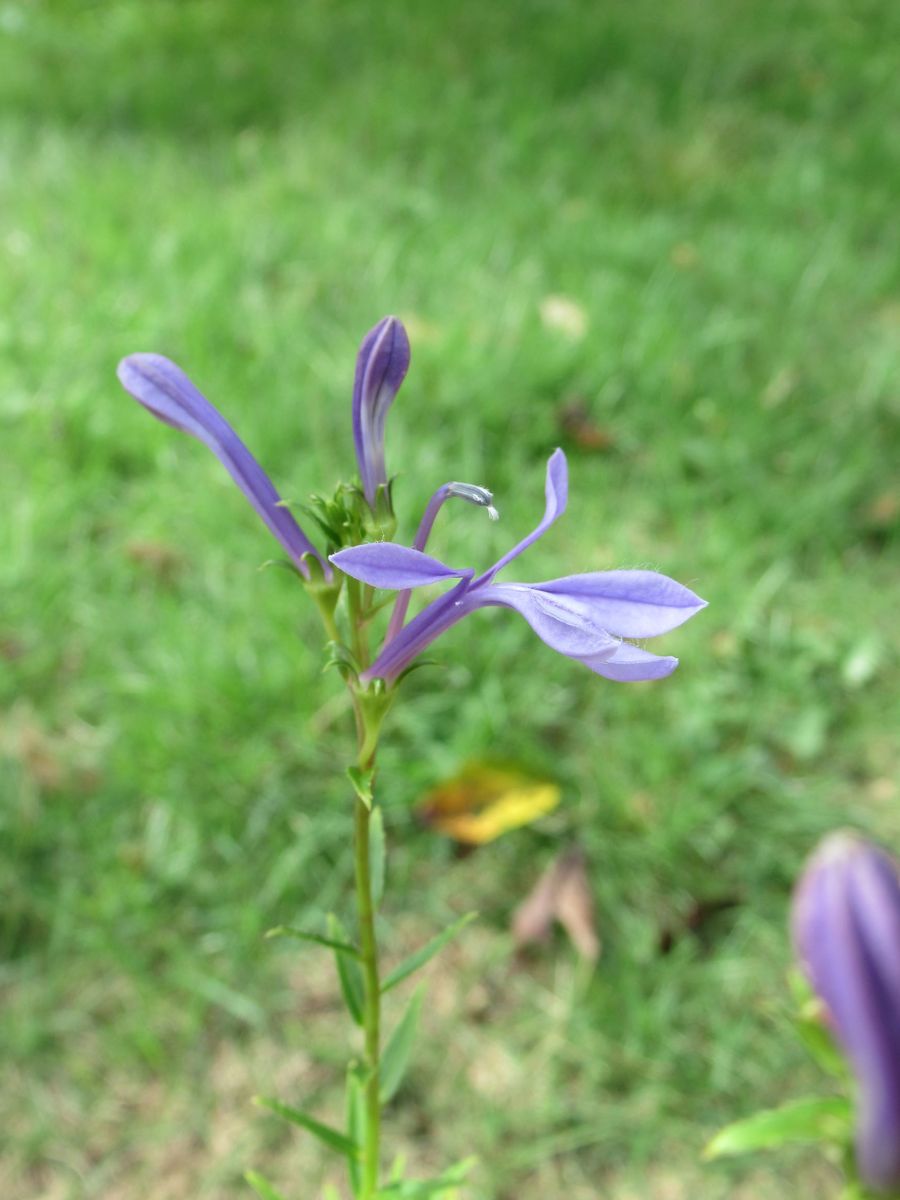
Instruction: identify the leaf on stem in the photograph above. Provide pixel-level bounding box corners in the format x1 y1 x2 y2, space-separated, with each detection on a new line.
328 914 366 1025
374 1157 477 1197
348 765 375 809
381 912 477 993
704 1096 851 1159
370 807 386 909
265 925 361 957
345 1065 367 1198
512 846 600 963
254 1096 361 1159
380 986 424 1103
245 1169 290 1200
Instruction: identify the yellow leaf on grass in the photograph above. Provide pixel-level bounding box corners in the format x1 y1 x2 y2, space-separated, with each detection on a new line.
419 764 561 844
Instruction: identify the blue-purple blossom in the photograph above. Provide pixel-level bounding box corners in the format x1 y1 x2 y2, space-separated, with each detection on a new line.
352 316 411 509
117 354 331 580
792 832 900 1195
331 449 706 683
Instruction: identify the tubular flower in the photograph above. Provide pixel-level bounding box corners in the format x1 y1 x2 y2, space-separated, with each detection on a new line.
117 354 331 580
352 315 411 509
792 832 900 1195
331 449 706 683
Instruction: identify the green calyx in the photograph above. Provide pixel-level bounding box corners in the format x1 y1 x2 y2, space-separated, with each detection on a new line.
355 679 395 764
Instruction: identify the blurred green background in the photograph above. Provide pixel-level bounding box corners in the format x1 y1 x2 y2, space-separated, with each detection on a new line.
1 1 898 1197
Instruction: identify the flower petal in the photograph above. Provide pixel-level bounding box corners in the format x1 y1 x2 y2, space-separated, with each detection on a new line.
481 449 568 580
362 577 475 682
537 570 707 637
352 316 411 506
117 354 328 578
577 642 680 681
330 543 470 590
480 583 620 659
792 834 900 1193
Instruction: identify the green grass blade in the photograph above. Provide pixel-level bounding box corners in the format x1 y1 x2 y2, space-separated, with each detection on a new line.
254 1096 361 1159
245 1170 289 1200
380 986 424 1104
381 913 477 993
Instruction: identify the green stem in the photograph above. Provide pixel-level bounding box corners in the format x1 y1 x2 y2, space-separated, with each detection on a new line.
354 779 381 1197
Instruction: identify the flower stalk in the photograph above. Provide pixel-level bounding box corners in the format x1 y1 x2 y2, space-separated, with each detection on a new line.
116 313 707 1198
354 787 382 1198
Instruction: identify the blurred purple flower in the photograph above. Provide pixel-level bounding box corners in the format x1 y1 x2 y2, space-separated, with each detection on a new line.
117 354 331 580
352 316 410 509
331 449 706 683
792 832 900 1194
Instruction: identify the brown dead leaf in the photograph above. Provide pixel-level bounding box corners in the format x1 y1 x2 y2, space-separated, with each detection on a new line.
419 763 560 845
862 489 899 530
658 896 740 955
670 241 699 270
557 398 615 452
125 539 186 583
513 846 600 962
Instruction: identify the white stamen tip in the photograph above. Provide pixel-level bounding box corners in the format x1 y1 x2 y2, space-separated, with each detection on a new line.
447 481 498 520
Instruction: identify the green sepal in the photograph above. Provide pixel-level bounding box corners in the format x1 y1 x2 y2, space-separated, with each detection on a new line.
382 912 477 993
348 765 375 810
265 925 361 957
366 479 397 539
301 554 343 619
324 641 360 683
395 659 442 686
254 1096 362 1159
374 1157 477 1198
380 986 424 1104
300 483 368 552
328 913 366 1024
370 807 386 909
244 1169 289 1200
356 681 396 761
704 1095 852 1160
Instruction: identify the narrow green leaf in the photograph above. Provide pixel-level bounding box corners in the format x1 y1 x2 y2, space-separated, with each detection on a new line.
370 807 386 909
382 913 477 993
346 1066 366 1198
244 1170 289 1200
789 969 850 1080
254 1096 361 1159
380 986 424 1104
328 914 365 1025
375 1157 477 1197
178 969 264 1027
348 765 374 809
704 1096 851 1160
265 925 361 957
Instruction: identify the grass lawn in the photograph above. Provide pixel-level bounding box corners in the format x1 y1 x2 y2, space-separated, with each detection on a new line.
1 1 898 1197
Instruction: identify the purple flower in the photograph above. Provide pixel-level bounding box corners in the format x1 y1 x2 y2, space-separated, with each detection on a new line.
792 832 900 1194
352 316 411 509
331 449 706 683
117 354 331 580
